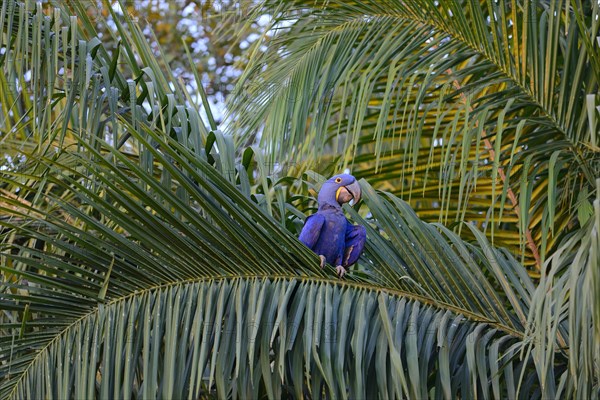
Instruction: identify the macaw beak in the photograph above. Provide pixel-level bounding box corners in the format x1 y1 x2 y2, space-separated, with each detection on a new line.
336 180 361 205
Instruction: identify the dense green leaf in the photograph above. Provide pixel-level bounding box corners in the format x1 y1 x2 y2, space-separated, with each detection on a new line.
228 0 600 271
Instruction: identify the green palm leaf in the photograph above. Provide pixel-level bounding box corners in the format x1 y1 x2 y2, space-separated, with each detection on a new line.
227 0 600 271
1 125 540 398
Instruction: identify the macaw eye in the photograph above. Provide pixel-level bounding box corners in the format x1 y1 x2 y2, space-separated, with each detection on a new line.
335 177 342 183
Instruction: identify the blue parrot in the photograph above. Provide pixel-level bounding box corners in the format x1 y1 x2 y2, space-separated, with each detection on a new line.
299 174 366 277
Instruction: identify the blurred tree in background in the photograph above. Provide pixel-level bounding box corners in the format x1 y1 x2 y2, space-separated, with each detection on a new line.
64 0 266 121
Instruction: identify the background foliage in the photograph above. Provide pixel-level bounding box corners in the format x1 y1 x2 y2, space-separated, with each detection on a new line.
228 0 600 273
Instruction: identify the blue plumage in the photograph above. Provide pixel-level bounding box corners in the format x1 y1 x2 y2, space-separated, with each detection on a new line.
299 174 366 277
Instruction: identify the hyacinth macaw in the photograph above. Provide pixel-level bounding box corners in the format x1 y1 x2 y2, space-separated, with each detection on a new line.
299 174 366 277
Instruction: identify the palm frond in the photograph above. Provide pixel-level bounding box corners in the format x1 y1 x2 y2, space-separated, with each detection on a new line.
227 0 600 270
1 126 544 398
520 178 600 399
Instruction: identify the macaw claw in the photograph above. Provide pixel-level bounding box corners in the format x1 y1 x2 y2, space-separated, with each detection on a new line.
336 265 346 278
319 255 326 269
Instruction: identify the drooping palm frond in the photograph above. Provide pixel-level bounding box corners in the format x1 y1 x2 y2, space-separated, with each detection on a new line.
520 178 600 399
0 123 546 399
227 0 600 271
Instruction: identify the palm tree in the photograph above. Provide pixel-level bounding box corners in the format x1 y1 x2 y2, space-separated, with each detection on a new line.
228 0 600 274
0 0 597 399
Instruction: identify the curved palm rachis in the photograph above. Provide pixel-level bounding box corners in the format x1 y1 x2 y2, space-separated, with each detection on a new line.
299 174 366 277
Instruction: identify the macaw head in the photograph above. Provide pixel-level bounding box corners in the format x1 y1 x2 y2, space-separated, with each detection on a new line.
317 174 362 209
